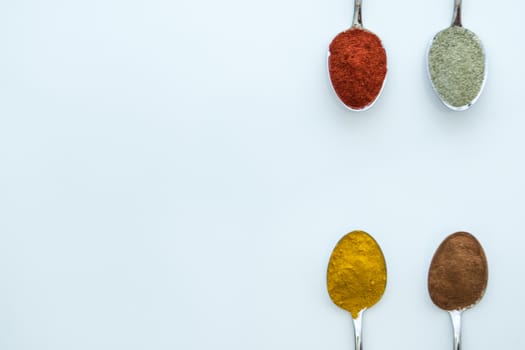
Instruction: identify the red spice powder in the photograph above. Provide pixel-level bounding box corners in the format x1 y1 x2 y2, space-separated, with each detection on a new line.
329 28 387 110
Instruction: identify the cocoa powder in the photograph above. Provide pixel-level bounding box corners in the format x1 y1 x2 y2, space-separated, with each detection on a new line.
428 232 488 311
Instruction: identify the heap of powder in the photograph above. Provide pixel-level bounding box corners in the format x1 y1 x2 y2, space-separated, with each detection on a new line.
329 29 387 110
327 230 387 319
428 232 488 311
428 26 485 108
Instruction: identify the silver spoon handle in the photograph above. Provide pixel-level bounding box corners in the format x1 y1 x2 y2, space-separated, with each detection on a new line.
452 0 462 27
352 0 363 28
449 310 462 350
352 311 364 350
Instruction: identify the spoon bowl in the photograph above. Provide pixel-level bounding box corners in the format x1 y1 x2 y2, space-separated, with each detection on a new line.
327 230 387 350
428 231 488 350
427 0 487 110
328 0 387 111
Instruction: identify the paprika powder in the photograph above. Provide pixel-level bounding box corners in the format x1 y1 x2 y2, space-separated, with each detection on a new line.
328 28 387 110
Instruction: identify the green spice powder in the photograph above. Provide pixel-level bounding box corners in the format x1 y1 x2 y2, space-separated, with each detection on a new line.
428 26 485 109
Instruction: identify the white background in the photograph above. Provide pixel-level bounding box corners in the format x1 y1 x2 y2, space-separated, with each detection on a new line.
0 0 523 349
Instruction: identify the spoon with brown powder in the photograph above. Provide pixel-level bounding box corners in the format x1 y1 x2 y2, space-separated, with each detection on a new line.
428 232 488 350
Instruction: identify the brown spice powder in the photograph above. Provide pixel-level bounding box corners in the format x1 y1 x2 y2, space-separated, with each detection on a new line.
328 28 387 110
428 232 488 311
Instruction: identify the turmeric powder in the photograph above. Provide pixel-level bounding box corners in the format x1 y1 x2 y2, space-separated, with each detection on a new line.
327 230 387 319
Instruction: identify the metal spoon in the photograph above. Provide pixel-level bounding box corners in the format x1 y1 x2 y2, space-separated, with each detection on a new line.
328 0 387 111
427 0 487 111
428 232 488 350
327 230 387 350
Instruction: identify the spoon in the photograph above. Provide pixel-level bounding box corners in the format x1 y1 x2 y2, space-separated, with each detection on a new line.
327 230 387 350
428 232 488 350
427 0 487 110
328 0 387 111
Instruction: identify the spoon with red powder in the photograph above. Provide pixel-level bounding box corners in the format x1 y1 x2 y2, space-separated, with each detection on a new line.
328 0 387 111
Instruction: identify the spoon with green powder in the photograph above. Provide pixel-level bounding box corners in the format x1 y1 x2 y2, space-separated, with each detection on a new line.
427 0 486 110
327 230 387 350
428 232 488 350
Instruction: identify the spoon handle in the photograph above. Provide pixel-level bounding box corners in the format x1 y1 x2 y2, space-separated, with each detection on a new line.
352 0 363 28
449 310 462 350
352 311 364 350
452 0 462 27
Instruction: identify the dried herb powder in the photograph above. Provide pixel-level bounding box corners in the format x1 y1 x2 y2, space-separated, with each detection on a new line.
428 232 488 311
327 230 387 319
428 26 486 109
329 29 387 110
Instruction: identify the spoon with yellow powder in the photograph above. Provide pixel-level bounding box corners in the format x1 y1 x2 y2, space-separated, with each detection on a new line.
427 0 487 110
327 230 387 350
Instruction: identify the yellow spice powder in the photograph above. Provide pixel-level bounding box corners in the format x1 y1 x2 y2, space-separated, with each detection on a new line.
327 230 387 319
